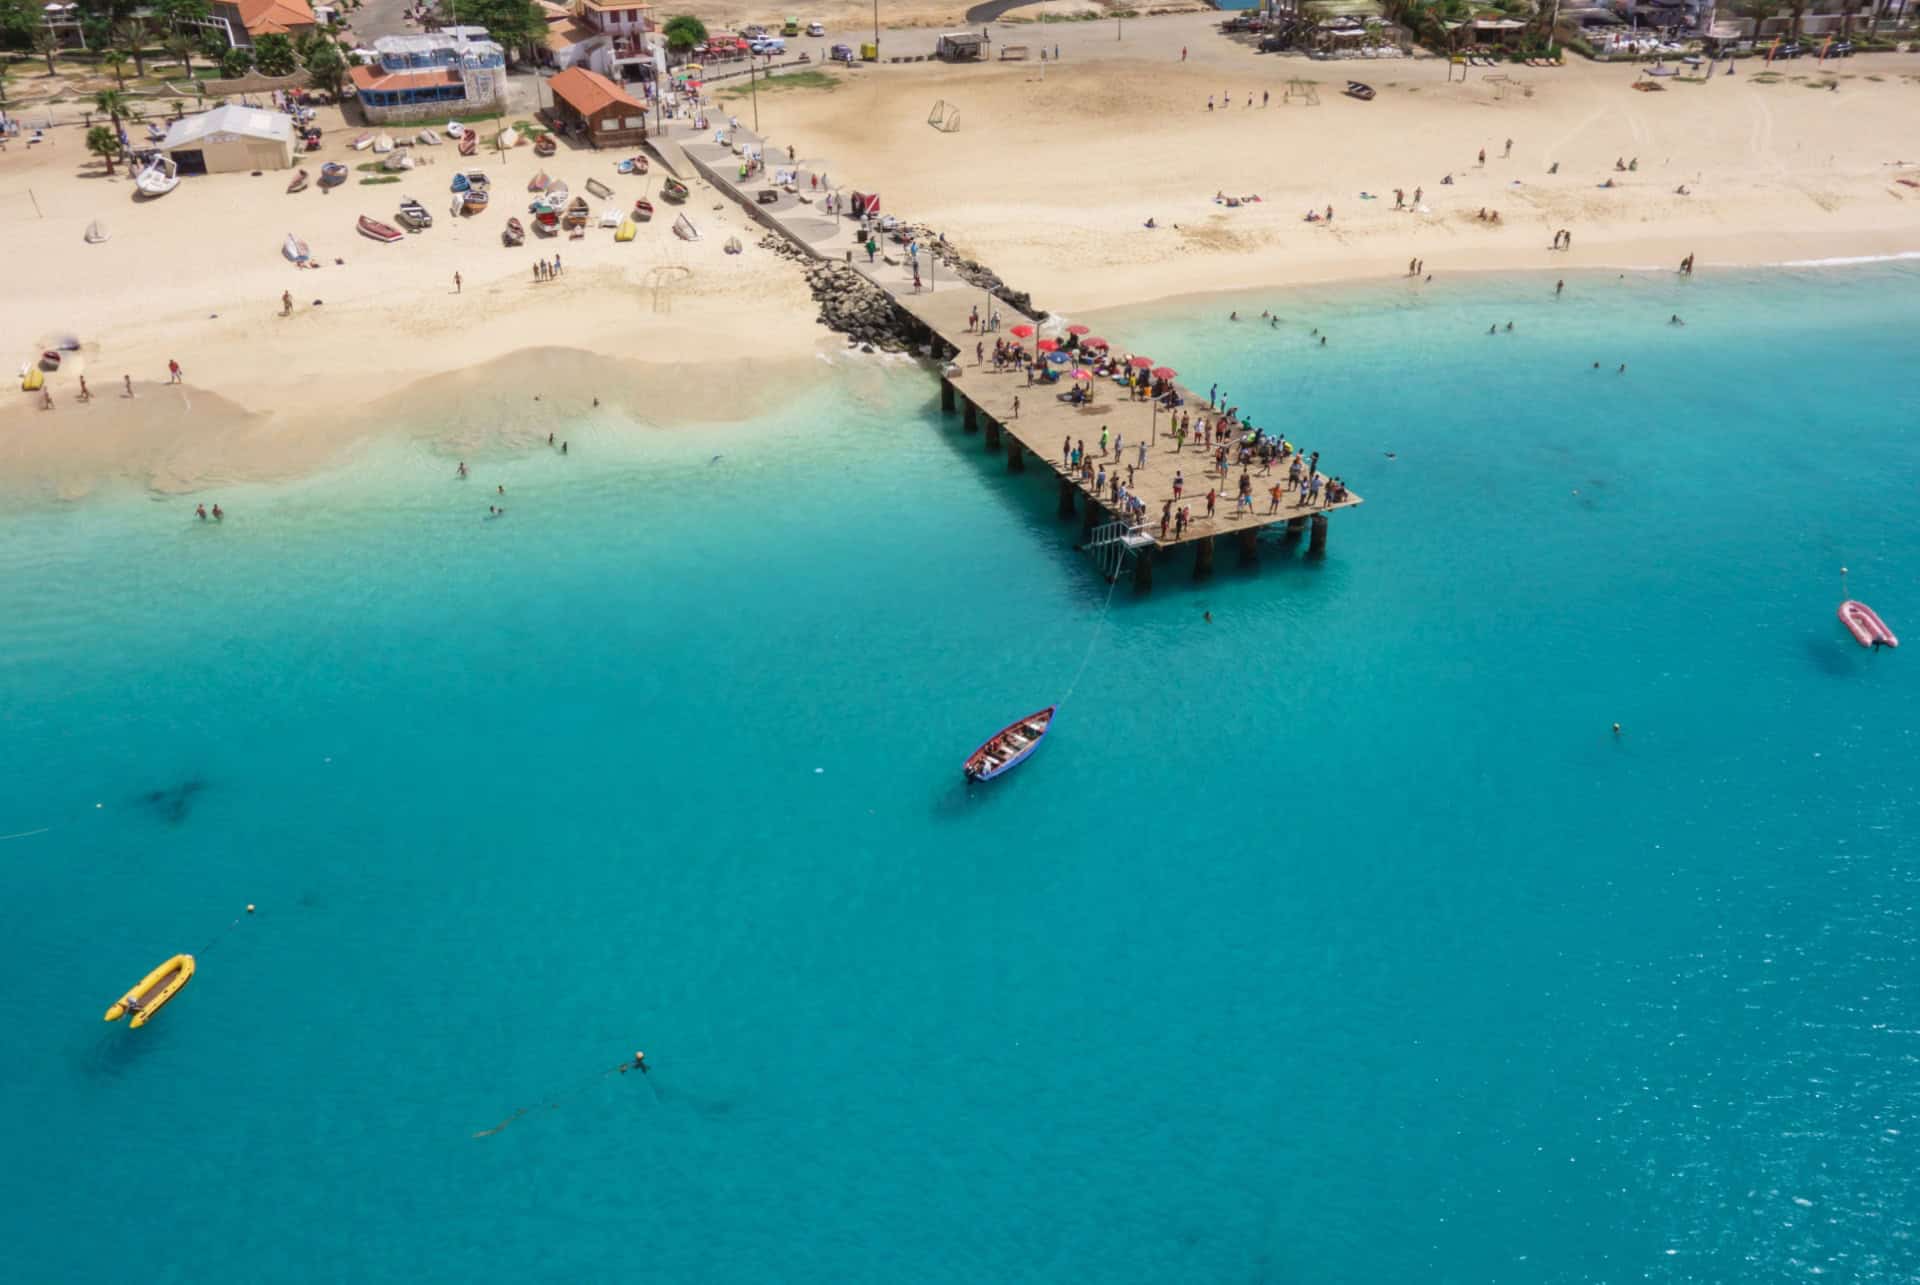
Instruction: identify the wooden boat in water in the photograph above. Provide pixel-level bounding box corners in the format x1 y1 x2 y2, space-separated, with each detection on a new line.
963 706 1056 782
534 132 556 157
585 176 612 200
287 168 309 193
397 198 433 230
319 161 349 187
662 177 690 203
104 954 195 1029
358 214 405 243
632 198 654 221
503 216 525 246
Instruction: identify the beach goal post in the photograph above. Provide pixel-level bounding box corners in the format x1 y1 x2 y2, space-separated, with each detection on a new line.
927 100 960 132
1284 77 1319 106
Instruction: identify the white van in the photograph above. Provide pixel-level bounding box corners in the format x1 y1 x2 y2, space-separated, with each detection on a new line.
750 36 786 55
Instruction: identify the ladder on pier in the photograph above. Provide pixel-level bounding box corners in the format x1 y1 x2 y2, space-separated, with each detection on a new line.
1085 519 1154 582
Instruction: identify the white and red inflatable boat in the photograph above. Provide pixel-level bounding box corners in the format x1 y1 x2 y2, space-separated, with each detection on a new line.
1839 600 1898 650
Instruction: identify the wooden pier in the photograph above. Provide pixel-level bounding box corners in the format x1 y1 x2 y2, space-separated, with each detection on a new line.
666 122 1361 586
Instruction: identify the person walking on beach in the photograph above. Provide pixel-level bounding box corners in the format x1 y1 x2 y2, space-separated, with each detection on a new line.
453 271 462 294
1137 441 1147 468
281 290 293 317
168 359 182 384
1063 436 1072 466
1011 395 1020 419
122 374 133 398
1477 147 1486 166
1504 137 1513 158
77 374 90 402
1181 47 1187 61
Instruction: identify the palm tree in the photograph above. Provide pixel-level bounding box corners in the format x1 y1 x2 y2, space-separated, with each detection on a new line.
166 34 197 78
101 49 129 89
115 19 149 78
94 87 139 140
86 124 123 174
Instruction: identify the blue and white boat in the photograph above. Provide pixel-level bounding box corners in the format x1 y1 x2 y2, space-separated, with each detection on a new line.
963 706 1056 782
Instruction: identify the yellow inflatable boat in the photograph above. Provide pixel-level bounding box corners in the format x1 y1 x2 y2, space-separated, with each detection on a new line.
104 954 195 1029
22 367 44 392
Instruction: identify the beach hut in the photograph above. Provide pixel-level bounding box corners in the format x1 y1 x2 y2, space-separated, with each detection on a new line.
935 32 984 62
546 67 649 148
159 105 297 175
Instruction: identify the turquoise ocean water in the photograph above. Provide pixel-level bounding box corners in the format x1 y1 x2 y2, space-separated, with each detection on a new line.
3 264 1917 1282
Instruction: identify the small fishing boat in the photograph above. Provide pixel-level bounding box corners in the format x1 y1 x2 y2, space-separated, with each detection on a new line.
134 154 180 197
498 126 520 150
533 210 559 236
600 206 621 227
585 176 613 200
451 169 490 194
372 132 394 153
319 161 349 187
1344 80 1376 101
662 177 690 203
104 954 195 1030
1839 600 1898 649
350 131 374 150
282 232 311 263
416 130 442 146
445 119 466 139
396 198 432 230
458 132 477 157
528 169 550 193
963 706 1056 781
382 149 415 172
462 188 490 214
287 168 309 193
672 212 699 241
503 216 525 246
616 155 648 175
39 349 62 371
22 366 44 392
85 219 109 244
615 216 636 242
358 214 405 243
632 198 654 221
534 132 556 157
562 195 590 229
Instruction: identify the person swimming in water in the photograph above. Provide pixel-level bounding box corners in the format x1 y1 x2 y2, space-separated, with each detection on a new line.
457 462 468 478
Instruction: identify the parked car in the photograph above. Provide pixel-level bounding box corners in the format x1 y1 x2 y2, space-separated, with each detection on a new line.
830 42 855 62
807 21 825 36
743 24 766 38
1827 40 1855 57
1772 42 1805 59
750 36 786 55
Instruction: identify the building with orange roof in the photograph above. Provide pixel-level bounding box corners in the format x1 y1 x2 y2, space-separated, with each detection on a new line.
202 0 318 48
349 28 507 125
545 66 649 146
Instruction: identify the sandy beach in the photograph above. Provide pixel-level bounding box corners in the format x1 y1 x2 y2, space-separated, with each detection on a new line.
4 16 1918 497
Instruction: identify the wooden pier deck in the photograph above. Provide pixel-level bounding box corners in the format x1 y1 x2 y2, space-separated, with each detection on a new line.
666 120 1361 582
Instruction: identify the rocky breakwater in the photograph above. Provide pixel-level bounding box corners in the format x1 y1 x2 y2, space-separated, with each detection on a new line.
800 259 927 354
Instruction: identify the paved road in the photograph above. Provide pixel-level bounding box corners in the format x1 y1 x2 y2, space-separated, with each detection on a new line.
339 0 423 48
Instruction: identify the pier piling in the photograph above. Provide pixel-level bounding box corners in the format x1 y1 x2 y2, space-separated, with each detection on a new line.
985 418 1001 449
941 381 956 414
963 401 978 433
1237 528 1259 566
1308 513 1329 558
1192 535 1215 581
1006 438 1025 473
1133 546 1155 592
1057 478 1077 520
1283 516 1307 545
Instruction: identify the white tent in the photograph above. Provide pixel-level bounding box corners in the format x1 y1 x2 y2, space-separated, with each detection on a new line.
160 105 297 175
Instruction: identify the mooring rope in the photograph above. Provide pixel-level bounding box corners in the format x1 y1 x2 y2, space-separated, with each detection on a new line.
473 1057 653 1139
1058 569 1123 706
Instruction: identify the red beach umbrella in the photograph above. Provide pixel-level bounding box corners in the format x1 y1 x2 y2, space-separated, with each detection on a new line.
1009 323 1035 339
1036 338 1060 352
1070 368 1093 381
1152 366 1177 380
1128 355 1153 369
1066 324 1090 336
1083 336 1109 349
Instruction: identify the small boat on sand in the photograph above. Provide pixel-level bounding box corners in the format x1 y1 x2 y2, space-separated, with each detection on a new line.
963 706 1056 781
533 210 559 236
528 169 549 193
672 212 699 241
632 198 654 221
562 195 590 228
287 168 309 193
585 176 612 200
615 216 636 242
319 161 349 187
1840 600 1898 649
1344 80 1376 101
134 154 180 197
373 132 394 153
446 119 466 139
350 131 374 150
662 177 690 203
397 198 432 230
616 155 648 175
458 132 477 157
461 188 489 214
358 214 405 243
416 130 442 146
534 132 557 157
104 954 195 1029
283 232 311 263
451 169 491 194
503 216 525 246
